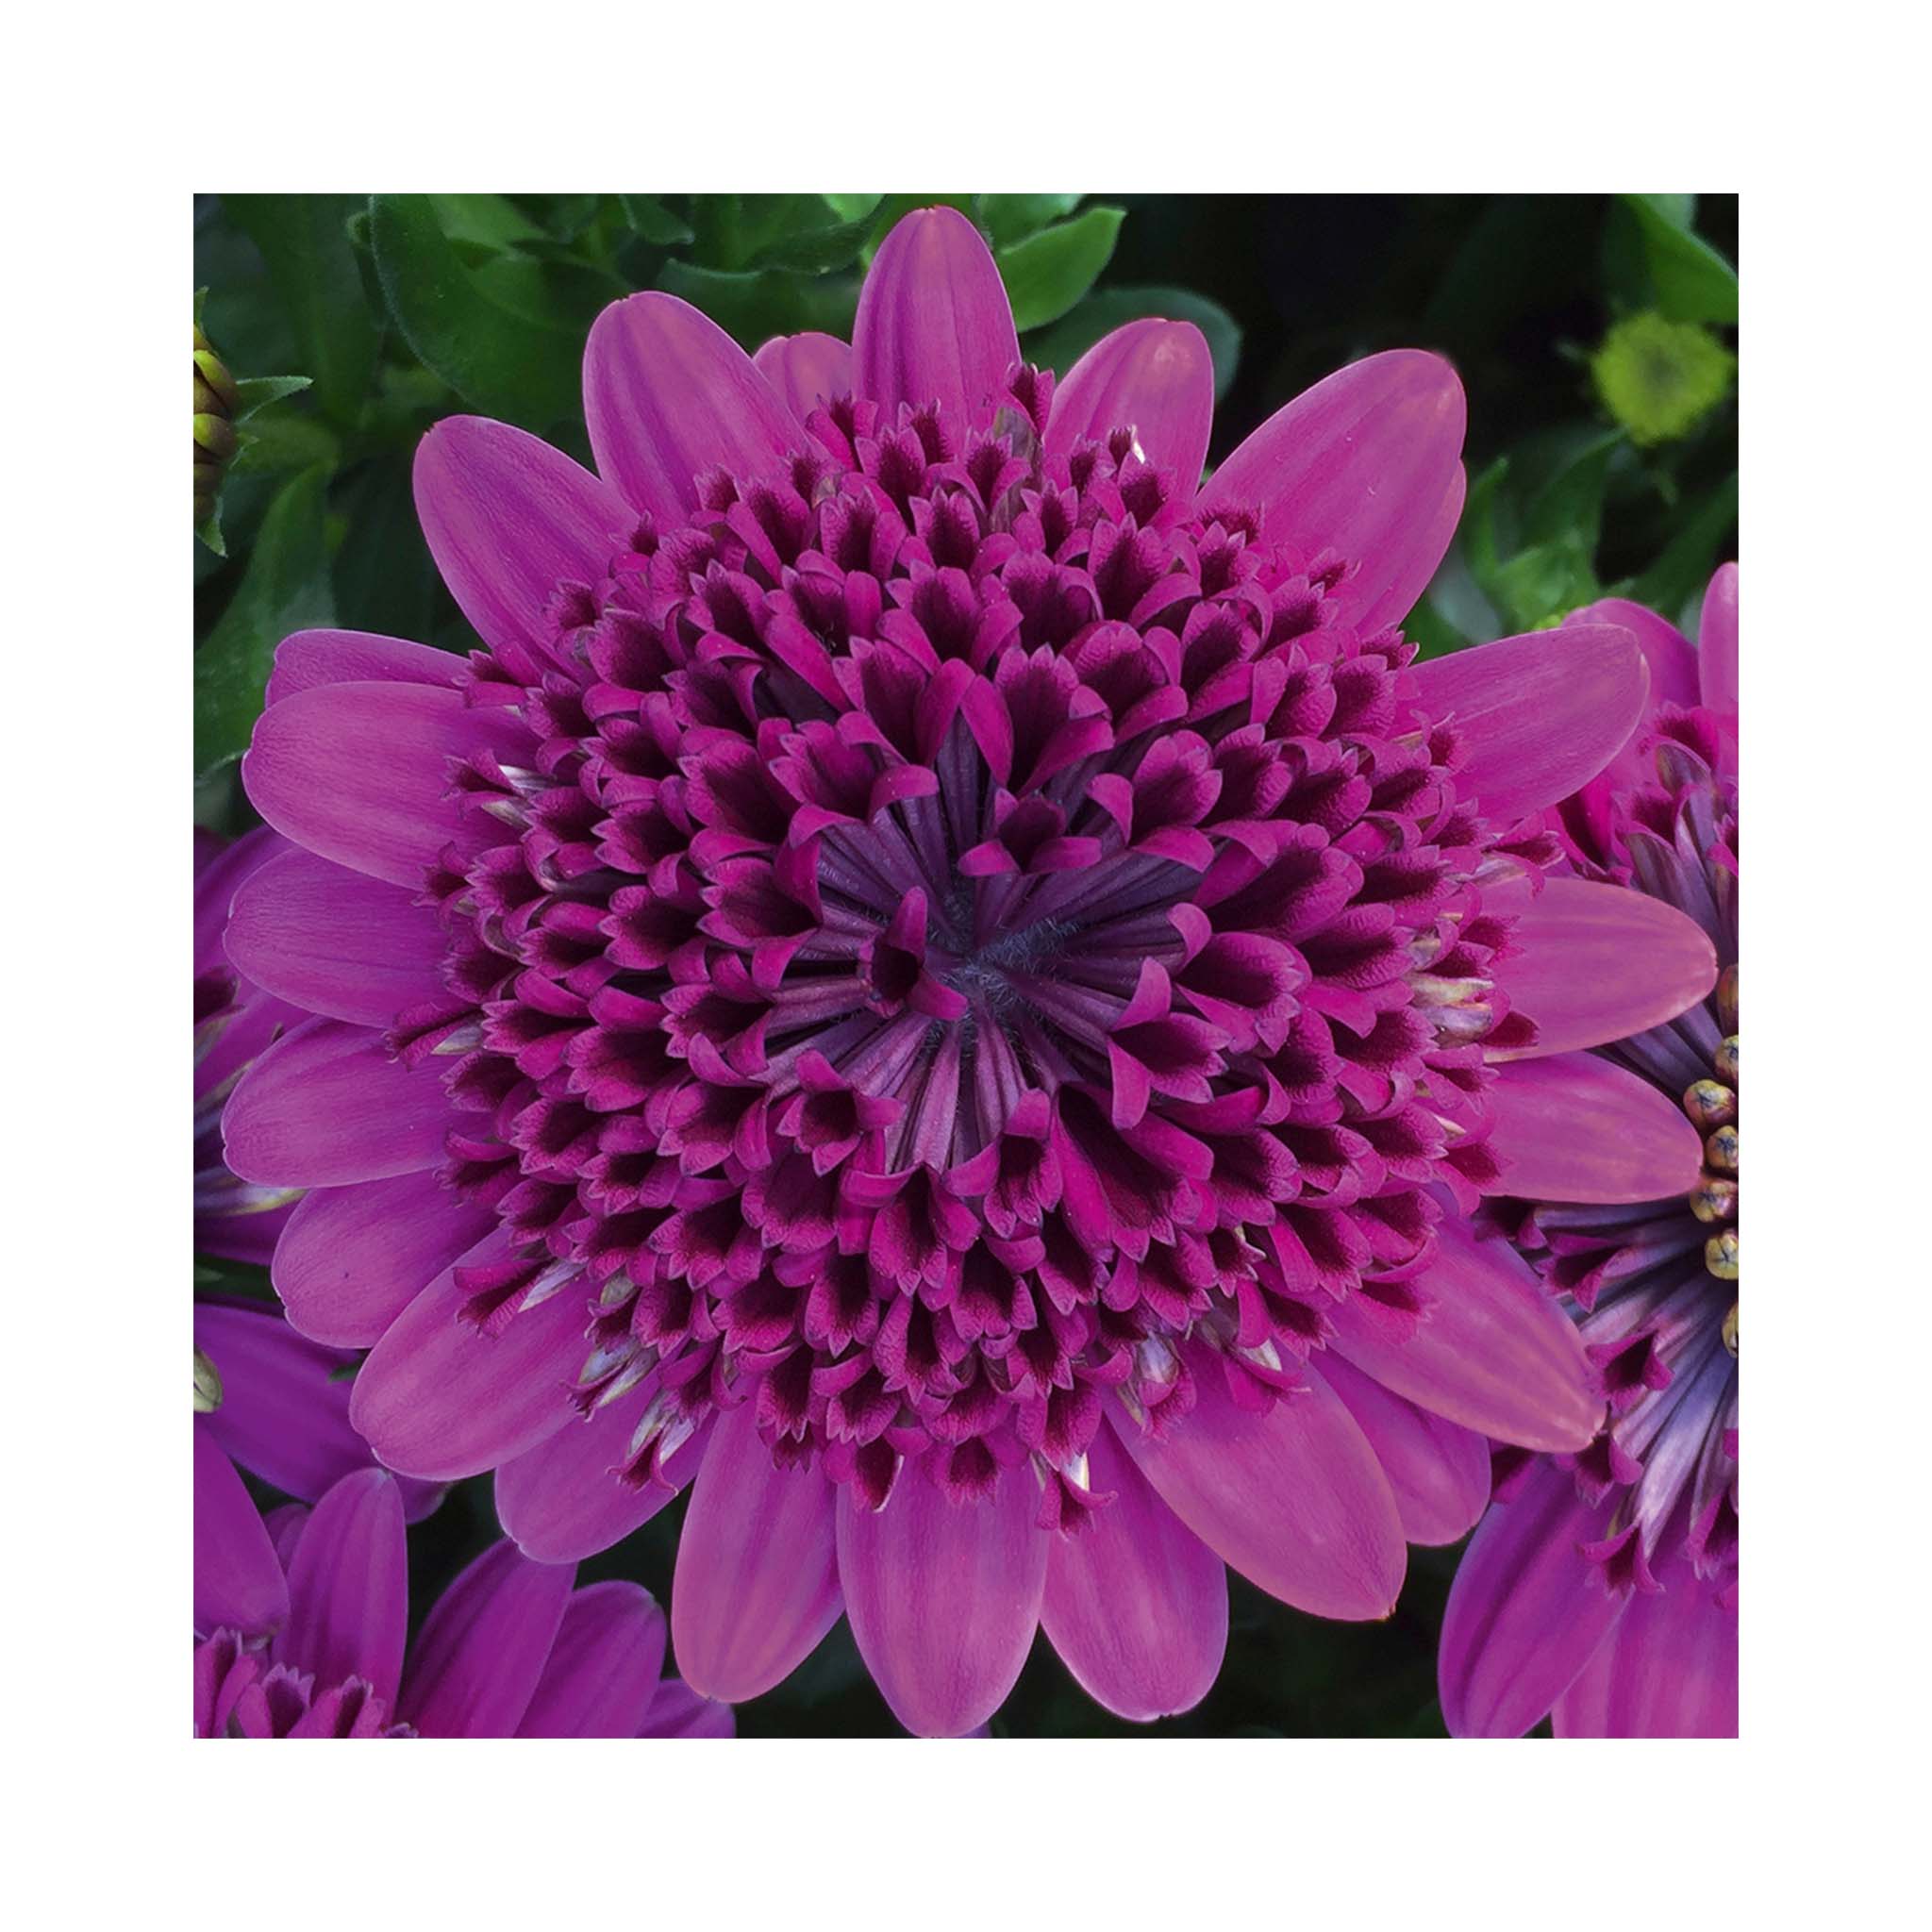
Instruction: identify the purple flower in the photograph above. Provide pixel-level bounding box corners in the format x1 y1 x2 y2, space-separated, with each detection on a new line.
195 827 305 1260
193 1297 442 1639
1439 565 1739 1738
222 207 1717 1735
195 1467 728 1737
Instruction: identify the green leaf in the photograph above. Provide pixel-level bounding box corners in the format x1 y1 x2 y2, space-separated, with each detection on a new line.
331 453 443 641
750 217 873 274
822 193 883 225
996 208 1124 331
370 194 583 430
1026 285 1243 401
428 192 548 250
619 194 694 245
656 259 859 351
225 194 379 426
689 195 851 273
232 375 311 417
1619 193 1739 325
1629 473 1739 614
978 193 1083 248
194 466 333 778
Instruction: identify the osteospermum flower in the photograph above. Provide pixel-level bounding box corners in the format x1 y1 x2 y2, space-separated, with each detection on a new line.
223 207 1719 1736
1439 565 1739 1738
195 827 304 1260
193 1297 441 1639
195 1467 728 1737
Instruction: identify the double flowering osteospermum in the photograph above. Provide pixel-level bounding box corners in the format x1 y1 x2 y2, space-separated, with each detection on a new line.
224 207 1719 1736
1441 566 1740 1738
196 1466 727 1738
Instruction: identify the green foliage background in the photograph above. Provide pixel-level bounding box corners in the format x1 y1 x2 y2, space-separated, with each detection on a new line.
192 192 1737 1736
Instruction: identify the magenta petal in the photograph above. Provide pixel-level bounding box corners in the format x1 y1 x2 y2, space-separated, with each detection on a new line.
222 1016 453 1189
265 628 460 707
853 207 1021 427
224 847 448 1028
243 679 531 889
672 1401 841 1703
836 1459 1047 1737
1046 319 1214 491
494 1386 707 1563
1315 1355 1491 1547
1439 1459 1624 1737
403 1540 575 1738
349 1234 582 1482
193 1422 288 1638
273 1468 408 1705
640 1678 736 1737
274 1172 498 1348
1488 1053 1707 1204
584 293 804 521
1327 1220 1600 1453
1040 1423 1226 1723
1491 877 1716 1060
752 331 854 421
194 825 289 977
515 1581 668 1738
194 1302 368 1504
1552 1563 1737 1738
1409 623 1649 821
1116 1343 1406 1620
1202 348 1466 631
1698 560 1739 714
413 415 633 658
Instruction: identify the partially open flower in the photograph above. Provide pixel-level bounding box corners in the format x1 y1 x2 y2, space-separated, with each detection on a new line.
224 208 1716 1735
1440 564 1740 1738
194 1467 726 1738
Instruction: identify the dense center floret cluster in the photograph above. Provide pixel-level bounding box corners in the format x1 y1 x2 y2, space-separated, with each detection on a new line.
405 370 1545 1524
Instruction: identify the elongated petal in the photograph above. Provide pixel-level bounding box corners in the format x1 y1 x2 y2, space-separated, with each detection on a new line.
194 826 289 978
193 1423 288 1639
273 1469 408 1705
1553 1564 1737 1737
585 293 803 522
853 207 1020 426
836 1460 1046 1737
1410 623 1648 819
1047 319 1214 490
1117 1343 1406 1619
1568 597 1699 710
1439 1459 1624 1736
641 1678 736 1737
1491 876 1717 1059
1202 349 1465 631
673 1401 841 1703
1040 1423 1226 1722
194 1302 367 1503
403 1541 575 1738
349 1234 582 1481
265 628 460 707
494 1387 707 1563
243 680 531 889
1698 560 1739 714
753 331 853 420
224 847 447 1027
516 1582 668 1738
1489 1053 1706 1204
1327 1220 1600 1453
222 1016 453 1189
414 415 632 657
1316 1354 1491 1546
274 1172 498 1348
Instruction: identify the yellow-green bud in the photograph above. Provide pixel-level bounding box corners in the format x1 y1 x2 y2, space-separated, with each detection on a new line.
1705 1228 1740 1281
193 1345 224 1414
1722 1302 1738 1356
193 321 240 529
1592 311 1736 447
